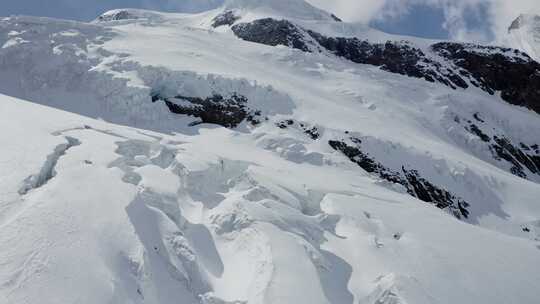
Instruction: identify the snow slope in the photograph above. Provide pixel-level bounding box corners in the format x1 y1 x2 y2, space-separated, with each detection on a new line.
1 1 540 303
2 93 540 304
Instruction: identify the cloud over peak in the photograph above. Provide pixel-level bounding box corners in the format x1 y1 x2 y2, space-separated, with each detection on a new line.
306 0 540 42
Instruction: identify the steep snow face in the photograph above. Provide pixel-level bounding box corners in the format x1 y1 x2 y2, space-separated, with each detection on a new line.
506 14 540 62
1 5 540 304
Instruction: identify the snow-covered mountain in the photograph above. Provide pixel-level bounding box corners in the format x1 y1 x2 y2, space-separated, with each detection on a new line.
507 14 540 62
1 1 540 304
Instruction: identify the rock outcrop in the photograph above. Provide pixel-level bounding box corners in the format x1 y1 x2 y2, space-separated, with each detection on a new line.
212 10 240 28
232 18 316 52
432 43 540 114
329 138 470 219
232 18 540 115
151 93 262 128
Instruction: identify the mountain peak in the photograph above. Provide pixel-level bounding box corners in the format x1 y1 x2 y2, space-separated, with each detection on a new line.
223 0 333 21
508 14 540 32
93 0 335 24
506 14 540 62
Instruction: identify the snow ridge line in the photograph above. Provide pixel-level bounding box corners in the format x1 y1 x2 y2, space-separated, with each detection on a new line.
18 136 81 195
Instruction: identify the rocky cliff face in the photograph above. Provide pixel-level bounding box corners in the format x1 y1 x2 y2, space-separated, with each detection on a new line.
232 17 540 115
231 18 318 52
328 138 470 219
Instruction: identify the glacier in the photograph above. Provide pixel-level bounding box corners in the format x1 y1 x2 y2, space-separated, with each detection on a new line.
1 1 540 304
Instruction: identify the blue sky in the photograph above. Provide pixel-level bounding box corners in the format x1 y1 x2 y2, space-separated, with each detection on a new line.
370 4 450 39
370 2 493 40
0 0 221 21
0 0 535 41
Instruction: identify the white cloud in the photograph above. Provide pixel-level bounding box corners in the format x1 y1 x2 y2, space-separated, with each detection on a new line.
490 0 540 40
306 0 387 23
306 0 540 42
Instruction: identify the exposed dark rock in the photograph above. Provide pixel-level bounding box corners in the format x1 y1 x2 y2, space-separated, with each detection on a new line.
232 18 467 88
492 136 539 177
246 110 262 126
330 14 343 22
303 125 320 140
520 143 531 151
232 18 540 114
432 42 540 114
307 31 468 89
329 139 470 219
465 120 540 179
212 10 240 28
508 15 540 32
509 15 525 32
402 167 470 219
277 119 294 129
232 18 315 52
468 124 491 142
276 119 320 139
473 112 485 123
98 10 139 22
152 93 261 128
328 139 405 185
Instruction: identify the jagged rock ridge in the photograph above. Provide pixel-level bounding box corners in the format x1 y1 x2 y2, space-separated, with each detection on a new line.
232 17 540 114
212 10 240 28
329 138 470 219
432 43 540 114
151 93 262 128
461 114 540 179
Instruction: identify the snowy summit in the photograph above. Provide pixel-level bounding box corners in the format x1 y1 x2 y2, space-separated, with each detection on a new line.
1 1 540 304
507 14 540 62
